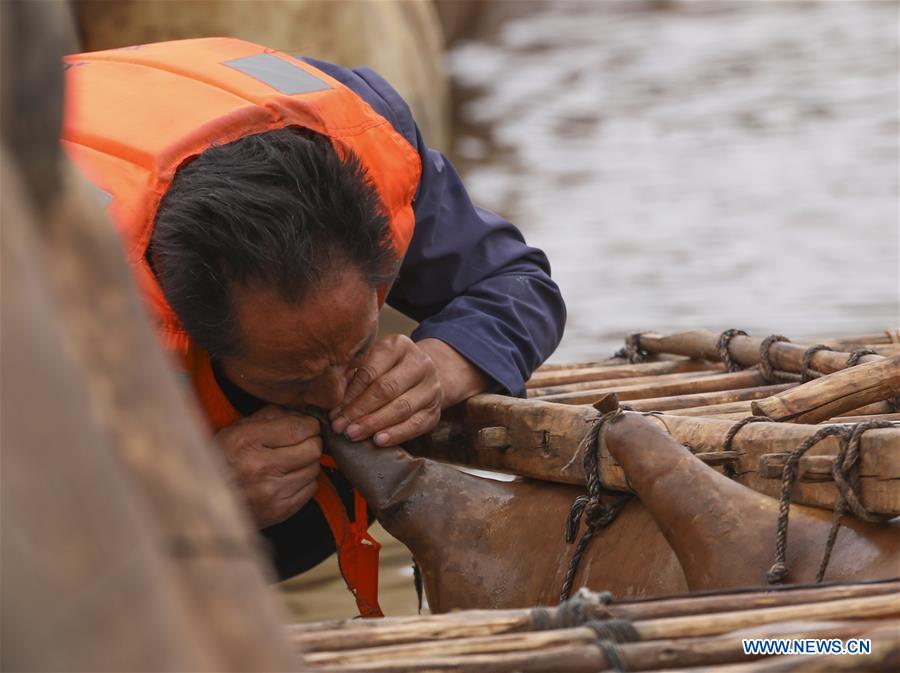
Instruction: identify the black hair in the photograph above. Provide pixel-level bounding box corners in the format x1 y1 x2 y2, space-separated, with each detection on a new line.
150 127 395 359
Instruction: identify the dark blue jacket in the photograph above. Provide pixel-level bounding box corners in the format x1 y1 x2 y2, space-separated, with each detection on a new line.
249 59 566 579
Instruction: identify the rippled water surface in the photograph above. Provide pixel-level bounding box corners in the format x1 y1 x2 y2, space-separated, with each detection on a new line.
449 0 899 360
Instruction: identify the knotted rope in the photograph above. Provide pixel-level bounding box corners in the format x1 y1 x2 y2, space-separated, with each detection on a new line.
758 334 802 383
846 348 877 367
613 333 650 364
800 344 833 382
531 588 615 630
767 425 852 584
716 329 749 372
561 408 632 601
815 420 897 583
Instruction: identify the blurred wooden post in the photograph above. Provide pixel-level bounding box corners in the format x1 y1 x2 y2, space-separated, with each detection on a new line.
0 2 298 669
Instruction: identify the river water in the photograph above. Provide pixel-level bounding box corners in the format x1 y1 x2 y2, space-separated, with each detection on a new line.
448 0 899 361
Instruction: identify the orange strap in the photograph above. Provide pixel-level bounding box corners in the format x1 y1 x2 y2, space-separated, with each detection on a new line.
313 467 383 618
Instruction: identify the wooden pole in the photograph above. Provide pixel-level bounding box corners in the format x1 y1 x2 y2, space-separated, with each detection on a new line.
751 356 900 423
529 370 723 398
538 370 768 405
634 330 883 375
527 358 719 389
625 384 797 412
301 621 880 669
1 4 297 667
635 594 899 640
288 582 900 652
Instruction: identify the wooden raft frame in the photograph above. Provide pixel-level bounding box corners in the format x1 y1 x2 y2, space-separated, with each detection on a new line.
411 329 900 517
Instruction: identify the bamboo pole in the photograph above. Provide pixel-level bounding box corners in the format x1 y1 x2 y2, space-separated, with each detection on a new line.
634 330 882 375
302 621 881 669
635 594 899 640
538 370 768 405
288 583 900 652
626 384 797 412
660 625 899 672
751 356 900 423
527 358 719 390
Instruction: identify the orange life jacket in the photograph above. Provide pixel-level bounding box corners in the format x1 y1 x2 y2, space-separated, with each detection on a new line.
62 37 423 618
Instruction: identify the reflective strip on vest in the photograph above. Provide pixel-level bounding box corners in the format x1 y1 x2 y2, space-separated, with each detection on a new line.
222 53 331 95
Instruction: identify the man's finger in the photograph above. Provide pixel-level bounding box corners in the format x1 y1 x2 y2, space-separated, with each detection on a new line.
336 359 426 431
340 339 404 408
251 414 320 449
269 437 323 474
241 404 292 423
343 379 441 442
371 407 442 447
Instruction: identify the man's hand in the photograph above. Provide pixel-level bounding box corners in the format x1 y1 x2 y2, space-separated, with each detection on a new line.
217 405 321 528
330 335 488 446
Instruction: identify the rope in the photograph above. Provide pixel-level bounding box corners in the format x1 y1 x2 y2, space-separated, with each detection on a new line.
533 590 615 630
758 334 801 383
801 344 833 382
613 333 650 364
586 618 639 643
816 421 895 582
716 329 750 372
561 408 632 601
597 639 629 672
716 329 749 372
833 421 895 523
767 425 851 584
846 348 877 367
719 415 770 478
722 416 771 453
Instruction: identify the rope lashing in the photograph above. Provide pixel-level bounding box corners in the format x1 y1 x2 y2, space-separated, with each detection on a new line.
716 329 749 372
719 415 770 478
561 408 632 601
758 334 802 384
588 618 639 672
846 348 877 367
597 638 629 672
842 349 900 411
531 588 615 630
817 421 895 582
722 415 771 454
613 333 650 364
767 425 852 585
801 344 834 382
586 618 639 643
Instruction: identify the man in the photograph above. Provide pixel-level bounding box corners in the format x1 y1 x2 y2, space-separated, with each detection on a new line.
63 38 565 615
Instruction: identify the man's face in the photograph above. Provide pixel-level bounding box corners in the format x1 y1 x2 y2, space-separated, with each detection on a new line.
219 268 379 411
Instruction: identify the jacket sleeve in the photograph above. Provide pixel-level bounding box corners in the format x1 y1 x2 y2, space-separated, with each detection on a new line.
303 58 566 396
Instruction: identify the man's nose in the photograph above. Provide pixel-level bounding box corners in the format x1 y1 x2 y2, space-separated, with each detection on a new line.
304 367 350 410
